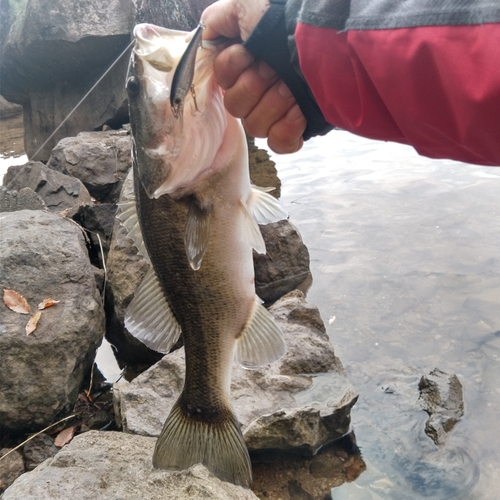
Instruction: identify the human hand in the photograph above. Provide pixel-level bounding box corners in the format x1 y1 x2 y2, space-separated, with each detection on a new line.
201 0 307 154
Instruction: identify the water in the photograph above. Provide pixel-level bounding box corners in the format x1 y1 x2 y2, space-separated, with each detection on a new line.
257 131 500 499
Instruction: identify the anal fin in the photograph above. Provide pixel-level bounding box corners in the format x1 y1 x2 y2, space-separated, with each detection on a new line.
235 298 287 369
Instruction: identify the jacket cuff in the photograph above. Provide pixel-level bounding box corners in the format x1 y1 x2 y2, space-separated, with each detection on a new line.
243 0 333 141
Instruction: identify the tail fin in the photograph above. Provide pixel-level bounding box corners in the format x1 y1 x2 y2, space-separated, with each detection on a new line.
153 399 252 488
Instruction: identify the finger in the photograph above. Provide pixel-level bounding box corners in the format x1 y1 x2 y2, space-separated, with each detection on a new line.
267 104 307 154
242 80 297 138
213 44 255 90
201 0 241 40
223 60 279 117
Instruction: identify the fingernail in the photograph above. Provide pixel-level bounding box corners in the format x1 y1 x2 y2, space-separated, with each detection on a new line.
286 104 303 122
229 49 254 71
258 61 276 79
278 81 293 98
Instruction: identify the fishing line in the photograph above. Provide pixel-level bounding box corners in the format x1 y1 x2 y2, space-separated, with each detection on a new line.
30 39 135 162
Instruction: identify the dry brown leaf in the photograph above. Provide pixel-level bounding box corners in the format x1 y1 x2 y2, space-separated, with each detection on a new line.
3 289 31 314
25 311 42 335
38 298 60 310
54 426 75 448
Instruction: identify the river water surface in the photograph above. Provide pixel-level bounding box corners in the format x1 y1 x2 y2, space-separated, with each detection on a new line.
257 131 500 499
2 117 498 498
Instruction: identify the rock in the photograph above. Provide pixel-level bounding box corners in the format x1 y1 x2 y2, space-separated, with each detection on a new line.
0 0 136 160
114 291 357 454
418 368 464 445
105 169 161 366
0 186 46 212
72 202 118 263
0 95 22 119
251 433 366 500
0 448 25 493
134 0 199 29
0 210 105 433
254 221 312 303
23 434 59 472
3 162 92 212
2 431 258 500
247 136 281 198
47 129 132 203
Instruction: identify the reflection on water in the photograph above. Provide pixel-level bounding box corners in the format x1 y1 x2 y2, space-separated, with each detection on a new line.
259 131 499 499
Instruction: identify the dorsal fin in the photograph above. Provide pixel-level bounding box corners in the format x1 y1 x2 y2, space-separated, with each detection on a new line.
240 200 266 254
248 185 288 225
125 267 181 353
235 297 287 369
184 201 212 270
116 199 150 262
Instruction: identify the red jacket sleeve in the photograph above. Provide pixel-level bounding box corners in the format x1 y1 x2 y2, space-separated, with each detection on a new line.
295 23 500 166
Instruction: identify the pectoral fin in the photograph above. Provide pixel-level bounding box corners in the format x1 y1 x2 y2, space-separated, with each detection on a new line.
184 202 211 271
248 185 288 225
235 298 287 369
117 199 150 262
125 267 181 353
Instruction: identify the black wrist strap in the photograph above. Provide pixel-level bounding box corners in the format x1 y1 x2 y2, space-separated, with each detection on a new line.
243 0 333 140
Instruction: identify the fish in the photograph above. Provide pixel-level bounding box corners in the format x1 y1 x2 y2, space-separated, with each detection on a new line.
119 23 288 488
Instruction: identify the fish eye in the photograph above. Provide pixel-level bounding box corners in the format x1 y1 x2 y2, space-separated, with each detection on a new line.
127 77 140 97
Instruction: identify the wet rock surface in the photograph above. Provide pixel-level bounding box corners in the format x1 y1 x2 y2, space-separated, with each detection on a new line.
114 291 357 453
0 210 105 433
419 368 464 445
3 161 92 211
2 431 259 500
47 130 132 203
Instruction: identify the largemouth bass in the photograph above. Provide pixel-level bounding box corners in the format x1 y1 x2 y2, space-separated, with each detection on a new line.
120 23 287 488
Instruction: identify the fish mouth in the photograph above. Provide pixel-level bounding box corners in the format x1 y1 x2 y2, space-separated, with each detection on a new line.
133 24 188 73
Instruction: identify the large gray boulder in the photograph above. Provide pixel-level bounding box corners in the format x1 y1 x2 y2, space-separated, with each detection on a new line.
0 0 136 160
114 291 357 454
2 431 258 500
47 129 132 203
3 162 92 211
0 210 105 433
